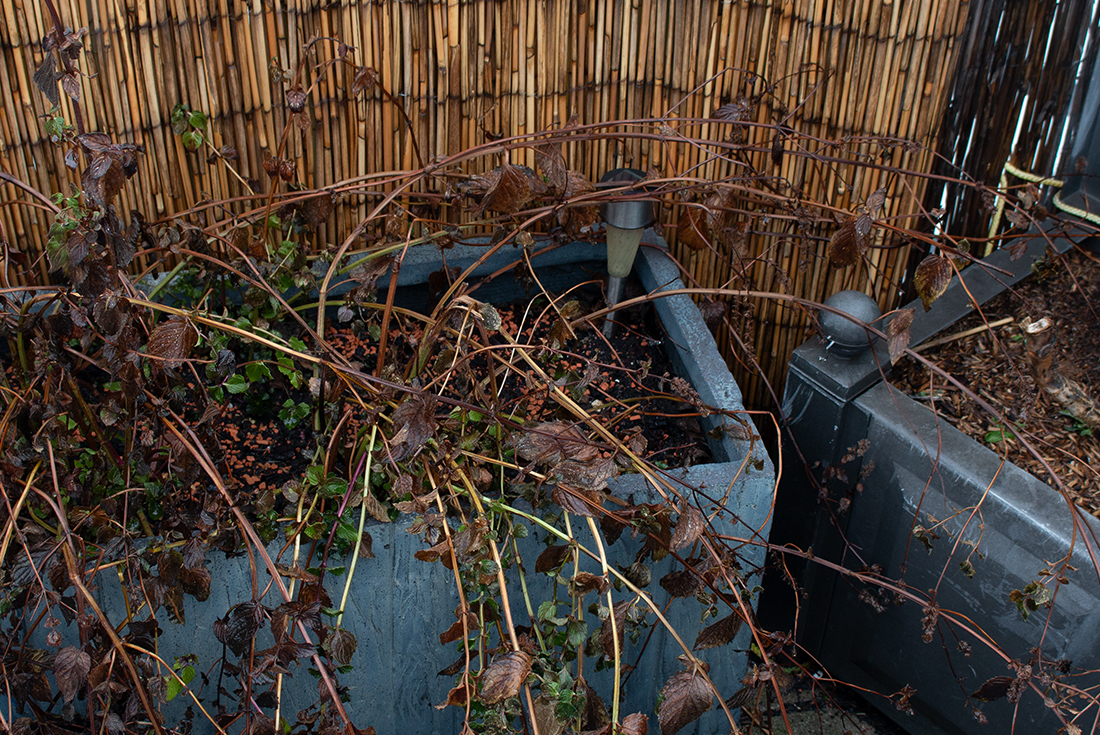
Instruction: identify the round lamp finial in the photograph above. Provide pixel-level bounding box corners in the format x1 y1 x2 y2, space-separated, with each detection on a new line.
819 291 882 358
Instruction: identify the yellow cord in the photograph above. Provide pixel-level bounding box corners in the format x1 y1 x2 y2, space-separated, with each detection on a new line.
1002 160 1064 188
1002 159 1100 225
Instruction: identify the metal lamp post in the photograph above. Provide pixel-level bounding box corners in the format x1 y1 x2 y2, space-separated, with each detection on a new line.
599 168 656 337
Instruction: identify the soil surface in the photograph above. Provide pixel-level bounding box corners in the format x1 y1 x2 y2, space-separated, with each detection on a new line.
738 673 908 735
893 246 1100 513
214 278 710 506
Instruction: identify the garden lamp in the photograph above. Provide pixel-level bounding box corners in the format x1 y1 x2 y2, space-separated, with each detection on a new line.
819 290 881 358
599 168 656 337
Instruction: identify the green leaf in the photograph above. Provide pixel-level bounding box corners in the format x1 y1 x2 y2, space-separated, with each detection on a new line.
165 664 195 702
321 477 348 498
224 374 248 394
188 110 208 130
336 520 359 545
181 130 202 151
537 601 567 627
306 465 325 487
565 618 588 648
170 104 189 135
246 362 272 383
276 354 304 388
537 601 557 623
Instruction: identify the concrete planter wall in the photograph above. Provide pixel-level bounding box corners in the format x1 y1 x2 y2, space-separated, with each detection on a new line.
19 236 774 734
776 222 1100 735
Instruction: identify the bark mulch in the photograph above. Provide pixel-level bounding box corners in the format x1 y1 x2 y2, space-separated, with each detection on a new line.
893 245 1100 514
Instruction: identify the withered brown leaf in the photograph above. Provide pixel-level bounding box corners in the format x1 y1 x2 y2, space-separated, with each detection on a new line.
34 54 61 107
479 650 532 704
180 564 211 602
471 163 543 214
213 600 267 657
657 669 713 735
554 456 619 491
301 192 335 229
600 600 633 658
285 88 307 113
535 143 568 194
551 485 603 517
533 693 568 735
887 308 914 364
659 569 700 599
359 530 376 558
913 254 952 311
621 712 649 735
514 421 599 465
676 208 711 251
828 219 866 268
866 187 887 218
361 488 391 524
711 96 752 122
535 544 571 573
570 572 610 595
697 298 727 328
558 170 600 236
54 646 91 703
437 682 471 709
353 66 378 96
438 616 473 645
692 613 744 651
328 628 358 666
146 316 198 368
579 675 611 731
390 393 437 461
670 504 705 552
972 675 1013 703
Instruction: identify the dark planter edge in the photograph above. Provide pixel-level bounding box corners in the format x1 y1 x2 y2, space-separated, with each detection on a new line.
778 217 1100 735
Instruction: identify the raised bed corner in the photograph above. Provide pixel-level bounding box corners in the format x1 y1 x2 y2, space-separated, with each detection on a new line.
776 220 1100 735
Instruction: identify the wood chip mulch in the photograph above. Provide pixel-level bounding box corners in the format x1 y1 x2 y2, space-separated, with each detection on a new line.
892 245 1100 514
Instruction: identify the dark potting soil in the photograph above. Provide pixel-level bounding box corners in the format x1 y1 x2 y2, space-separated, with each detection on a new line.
211 276 711 509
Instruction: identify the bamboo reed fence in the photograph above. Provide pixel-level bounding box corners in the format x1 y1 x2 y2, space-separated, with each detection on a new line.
0 0 977 409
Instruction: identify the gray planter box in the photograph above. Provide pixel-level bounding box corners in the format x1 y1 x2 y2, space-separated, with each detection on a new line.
13 235 773 735
777 222 1100 735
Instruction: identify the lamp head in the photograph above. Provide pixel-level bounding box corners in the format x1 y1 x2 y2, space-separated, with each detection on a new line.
598 168 656 230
